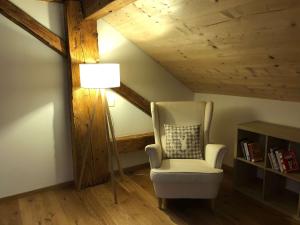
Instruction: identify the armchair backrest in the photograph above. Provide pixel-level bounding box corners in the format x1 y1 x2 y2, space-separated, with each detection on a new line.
151 101 213 160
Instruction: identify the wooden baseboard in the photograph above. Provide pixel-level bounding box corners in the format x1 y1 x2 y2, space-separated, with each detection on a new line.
1 163 232 202
0 163 150 202
0 181 74 202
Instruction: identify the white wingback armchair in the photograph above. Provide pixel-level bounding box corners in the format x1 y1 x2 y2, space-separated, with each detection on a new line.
145 101 226 208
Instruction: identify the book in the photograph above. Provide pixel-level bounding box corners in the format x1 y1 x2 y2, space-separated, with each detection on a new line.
280 151 287 172
268 153 275 169
270 148 279 171
247 143 254 161
243 141 250 161
247 142 263 162
282 149 299 172
240 141 247 160
275 150 286 173
275 150 284 172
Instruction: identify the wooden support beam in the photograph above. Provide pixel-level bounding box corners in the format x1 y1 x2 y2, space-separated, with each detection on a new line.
65 0 109 188
81 0 136 20
0 0 151 117
0 0 66 56
0 0 152 184
117 132 154 153
114 83 151 116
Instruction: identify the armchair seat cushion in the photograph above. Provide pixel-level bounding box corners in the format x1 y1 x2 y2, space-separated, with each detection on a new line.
150 159 223 184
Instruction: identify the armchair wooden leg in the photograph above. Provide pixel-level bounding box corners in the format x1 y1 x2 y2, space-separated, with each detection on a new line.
210 199 216 211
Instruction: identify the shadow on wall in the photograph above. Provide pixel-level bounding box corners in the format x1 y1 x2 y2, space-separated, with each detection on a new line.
0 16 72 194
210 106 258 166
47 2 65 38
47 1 72 182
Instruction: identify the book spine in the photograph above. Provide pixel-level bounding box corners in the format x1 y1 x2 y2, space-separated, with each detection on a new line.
282 149 299 172
268 153 274 169
248 143 255 162
243 142 250 161
240 142 247 160
251 143 263 162
292 151 300 171
275 151 283 172
279 152 286 172
270 150 279 171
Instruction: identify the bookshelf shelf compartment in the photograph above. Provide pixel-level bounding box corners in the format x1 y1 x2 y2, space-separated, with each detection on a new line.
237 129 266 162
236 157 265 169
266 168 300 183
264 171 299 216
234 121 300 220
235 160 264 200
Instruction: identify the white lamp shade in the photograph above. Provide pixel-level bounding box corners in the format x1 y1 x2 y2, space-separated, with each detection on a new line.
79 63 120 89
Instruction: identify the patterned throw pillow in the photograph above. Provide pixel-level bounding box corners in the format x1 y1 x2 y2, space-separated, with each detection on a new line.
164 124 202 159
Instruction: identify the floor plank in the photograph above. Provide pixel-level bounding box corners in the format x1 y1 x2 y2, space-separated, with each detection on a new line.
0 168 300 225
0 199 22 225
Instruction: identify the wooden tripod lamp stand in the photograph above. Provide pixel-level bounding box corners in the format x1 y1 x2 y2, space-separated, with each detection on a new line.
79 63 124 203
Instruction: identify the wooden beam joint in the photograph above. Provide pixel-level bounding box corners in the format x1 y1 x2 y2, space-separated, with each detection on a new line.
81 0 136 20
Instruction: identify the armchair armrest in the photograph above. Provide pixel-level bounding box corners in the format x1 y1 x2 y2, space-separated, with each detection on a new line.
205 144 227 169
145 144 162 168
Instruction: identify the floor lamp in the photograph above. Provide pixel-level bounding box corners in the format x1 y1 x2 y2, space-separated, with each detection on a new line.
78 63 124 203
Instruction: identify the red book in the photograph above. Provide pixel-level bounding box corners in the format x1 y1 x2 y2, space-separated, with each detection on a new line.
282 149 299 172
247 142 263 162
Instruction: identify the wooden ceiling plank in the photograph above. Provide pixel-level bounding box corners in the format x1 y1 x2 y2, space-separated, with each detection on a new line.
0 0 66 56
104 0 300 102
81 0 136 20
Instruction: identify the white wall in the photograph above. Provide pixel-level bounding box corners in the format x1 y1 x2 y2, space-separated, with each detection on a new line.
0 1 193 198
98 20 194 168
195 93 300 166
0 1 72 198
98 20 193 103
10 0 65 37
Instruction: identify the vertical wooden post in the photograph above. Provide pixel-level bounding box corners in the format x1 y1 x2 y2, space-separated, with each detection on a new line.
64 0 109 188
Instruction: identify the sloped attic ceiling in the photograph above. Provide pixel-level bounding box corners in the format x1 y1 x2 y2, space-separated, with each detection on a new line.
103 0 300 101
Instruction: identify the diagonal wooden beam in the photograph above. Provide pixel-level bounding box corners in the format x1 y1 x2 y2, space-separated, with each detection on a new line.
1 0 151 152
0 0 66 56
116 132 154 153
114 83 151 116
0 0 150 117
81 0 136 20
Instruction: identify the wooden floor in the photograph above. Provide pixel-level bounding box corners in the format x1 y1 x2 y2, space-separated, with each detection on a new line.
0 168 299 225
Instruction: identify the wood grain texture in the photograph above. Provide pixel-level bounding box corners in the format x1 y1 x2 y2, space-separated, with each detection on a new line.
0 181 73 202
116 132 154 153
65 0 109 188
238 121 300 143
103 0 300 102
39 0 64 2
1 169 299 225
81 0 136 20
114 83 151 116
0 0 66 56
